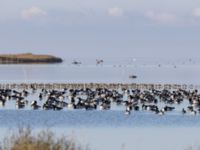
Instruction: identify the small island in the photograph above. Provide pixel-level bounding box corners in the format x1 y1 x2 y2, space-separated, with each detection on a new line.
0 53 63 64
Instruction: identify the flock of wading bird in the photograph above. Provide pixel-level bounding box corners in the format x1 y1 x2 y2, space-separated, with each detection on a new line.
0 85 200 116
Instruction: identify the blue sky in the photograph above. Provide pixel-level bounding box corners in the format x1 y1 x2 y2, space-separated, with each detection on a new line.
0 0 200 58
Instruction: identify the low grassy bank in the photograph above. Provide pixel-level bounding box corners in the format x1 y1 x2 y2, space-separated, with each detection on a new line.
0 53 63 64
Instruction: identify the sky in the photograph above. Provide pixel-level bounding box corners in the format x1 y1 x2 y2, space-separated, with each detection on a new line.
0 0 200 58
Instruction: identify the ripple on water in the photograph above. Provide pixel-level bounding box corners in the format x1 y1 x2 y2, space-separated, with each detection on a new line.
0 110 200 128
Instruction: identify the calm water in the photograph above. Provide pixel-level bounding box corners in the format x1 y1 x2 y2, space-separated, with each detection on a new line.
0 110 200 150
1 57 200 150
0 110 200 128
0 57 200 84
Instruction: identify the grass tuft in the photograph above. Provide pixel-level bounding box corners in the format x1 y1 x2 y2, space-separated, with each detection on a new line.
0 127 89 150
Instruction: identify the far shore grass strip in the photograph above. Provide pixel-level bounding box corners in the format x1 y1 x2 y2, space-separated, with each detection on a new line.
0 53 62 63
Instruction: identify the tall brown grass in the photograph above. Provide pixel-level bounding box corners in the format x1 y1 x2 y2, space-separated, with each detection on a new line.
0 127 90 150
0 53 57 60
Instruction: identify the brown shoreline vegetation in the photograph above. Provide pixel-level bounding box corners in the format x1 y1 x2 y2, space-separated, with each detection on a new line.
0 127 90 150
0 53 62 64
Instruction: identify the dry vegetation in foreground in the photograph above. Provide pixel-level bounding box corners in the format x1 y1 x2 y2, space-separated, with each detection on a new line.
0 127 90 150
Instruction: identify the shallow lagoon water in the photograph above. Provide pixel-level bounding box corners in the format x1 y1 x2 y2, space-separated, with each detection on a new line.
0 110 200 128
0 57 200 150
0 57 200 84
0 110 200 150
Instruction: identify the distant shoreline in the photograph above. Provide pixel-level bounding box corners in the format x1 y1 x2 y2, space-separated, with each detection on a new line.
0 53 63 64
0 83 197 90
